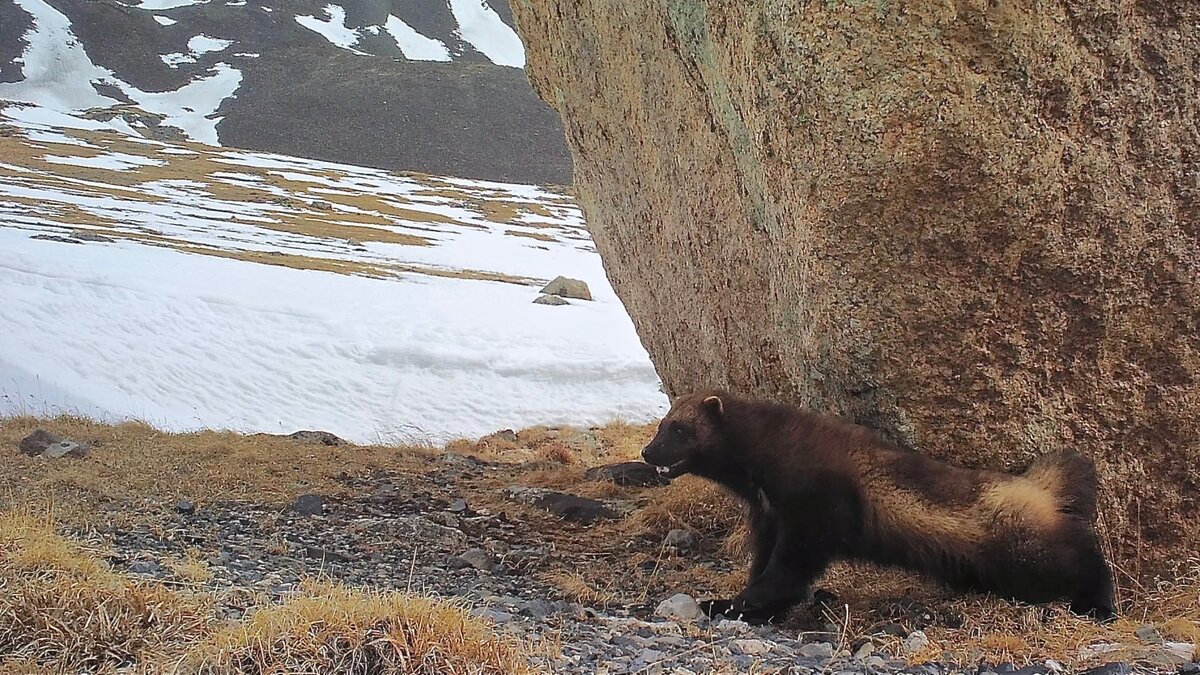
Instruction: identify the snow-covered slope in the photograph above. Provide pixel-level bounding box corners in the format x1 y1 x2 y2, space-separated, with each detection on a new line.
0 104 666 443
0 0 570 183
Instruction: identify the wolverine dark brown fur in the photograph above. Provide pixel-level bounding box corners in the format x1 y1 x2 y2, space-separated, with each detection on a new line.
641 390 1115 624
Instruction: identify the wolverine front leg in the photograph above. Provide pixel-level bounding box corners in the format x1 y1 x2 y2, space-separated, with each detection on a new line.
726 526 832 624
700 496 777 619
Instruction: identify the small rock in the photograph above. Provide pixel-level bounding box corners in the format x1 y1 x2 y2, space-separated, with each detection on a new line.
293 493 325 516
529 490 619 524
872 621 908 637
1179 663 1200 675
71 230 115 243
19 429 89 458
284 430 346 446
853 641 875 660
451 548 494 572
303 546 350 563
448 498 468 513
637 648 664 663
903 630 930 655
1135 624 1164 643
1079 664 1131 675
1158 642 1197 664
1079 643 1122 661
129 560 164 576
655 593 703 622
1044 659 1064 672
664 529 697 551
731 639 771 656
864 656 887 669
493 429 518 443
540 275 592 300
584 461 669 487
470 607 513 624
426 512 459 528
174 500 196 515
533 294 569 306
799 642 834 659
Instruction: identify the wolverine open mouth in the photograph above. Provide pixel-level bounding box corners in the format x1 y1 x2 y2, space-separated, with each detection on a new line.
651 459 691 479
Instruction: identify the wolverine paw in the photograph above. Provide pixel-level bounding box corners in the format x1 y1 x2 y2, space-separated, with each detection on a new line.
698 598 733 618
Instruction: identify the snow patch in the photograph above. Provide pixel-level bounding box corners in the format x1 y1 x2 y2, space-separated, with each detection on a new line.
152 15 177 26
188 35 234 56
295 5 368 56
448 0 525 68
132 0 206 9
43 152 168 171
384 15 451 62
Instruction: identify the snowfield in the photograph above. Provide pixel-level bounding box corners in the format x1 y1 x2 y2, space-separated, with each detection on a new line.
0 104 668 443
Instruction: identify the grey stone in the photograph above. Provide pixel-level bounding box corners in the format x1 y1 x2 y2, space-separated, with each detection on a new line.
448 498 468 512
664 528 697 551
20 429 89 458
292 493 325 516
541 275 592 300
533 294 569 306
129 560 164 575
71 230 115 243
584 461 669 487
853 640 875 660
731 639 770 656
655 593 703 621
799 642 834 659
303 546 350 563
903 630 930 654
174 500 196 515
493 429 518 443
284 430 346 446
470 607 513 623
864 656 887 669
1135 624 1164 643
452 548 494 572
530 490 619 523
637 648 664 663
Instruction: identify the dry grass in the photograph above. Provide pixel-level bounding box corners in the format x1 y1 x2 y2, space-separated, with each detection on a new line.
0 511 212 672
3 415 1197 670
185 582 535 675
541 571 614 607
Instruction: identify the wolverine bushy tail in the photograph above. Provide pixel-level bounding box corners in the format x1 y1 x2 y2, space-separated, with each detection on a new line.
1024 449 1099 521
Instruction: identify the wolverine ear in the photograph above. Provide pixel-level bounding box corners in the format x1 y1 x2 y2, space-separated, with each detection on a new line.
703 395 724 418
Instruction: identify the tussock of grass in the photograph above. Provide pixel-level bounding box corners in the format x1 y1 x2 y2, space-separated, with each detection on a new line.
0 512 211 671
541 571 613 606
186 582 534 675
623 476 740 540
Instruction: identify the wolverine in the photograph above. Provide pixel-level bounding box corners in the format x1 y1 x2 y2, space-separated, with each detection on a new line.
641 390 1116 624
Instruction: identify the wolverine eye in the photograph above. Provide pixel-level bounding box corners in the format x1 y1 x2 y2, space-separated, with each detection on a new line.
669 422 692 439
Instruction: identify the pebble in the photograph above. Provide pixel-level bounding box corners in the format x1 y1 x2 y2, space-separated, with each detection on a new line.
904 629 930 654
292 493 325 516
451 547 495 571
731 639 771 656
799 642 834 659
664 529 696 551
654 593 703 622
853 641 875 660
448 498 468 512
1135 623 1163 643
175 499 196 515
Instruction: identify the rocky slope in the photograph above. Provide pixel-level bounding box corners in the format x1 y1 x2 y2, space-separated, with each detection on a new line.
4 419 1197 674
0 0 571 183
512 0 1200 569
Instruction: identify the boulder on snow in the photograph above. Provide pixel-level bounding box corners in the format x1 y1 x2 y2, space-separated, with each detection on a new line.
540 276 591 301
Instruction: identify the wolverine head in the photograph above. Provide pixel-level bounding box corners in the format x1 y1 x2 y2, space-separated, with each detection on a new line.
641 390 728 479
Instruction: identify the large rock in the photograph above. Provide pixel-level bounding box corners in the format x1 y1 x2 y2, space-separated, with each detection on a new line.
513 1 1200 567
